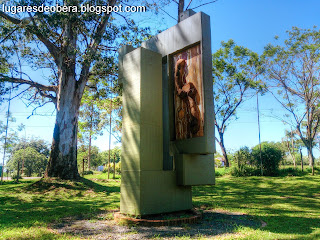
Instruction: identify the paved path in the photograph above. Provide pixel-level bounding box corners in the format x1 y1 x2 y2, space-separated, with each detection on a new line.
1 176 41 181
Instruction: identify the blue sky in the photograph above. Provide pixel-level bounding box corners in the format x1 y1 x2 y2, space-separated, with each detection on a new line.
1 0 319 161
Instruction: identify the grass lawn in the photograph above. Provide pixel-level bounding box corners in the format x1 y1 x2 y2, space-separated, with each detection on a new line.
0 172 319 239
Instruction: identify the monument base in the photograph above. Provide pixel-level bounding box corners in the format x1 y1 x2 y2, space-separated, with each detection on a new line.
121 170 192 216
114 209 201 226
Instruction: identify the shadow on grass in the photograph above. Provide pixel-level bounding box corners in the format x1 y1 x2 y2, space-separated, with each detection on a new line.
0 178 120 230
23 177 120 194
193 175 320 236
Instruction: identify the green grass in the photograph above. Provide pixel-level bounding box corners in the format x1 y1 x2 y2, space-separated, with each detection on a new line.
193 175 320 239
0 176 120 240
1 172 320 239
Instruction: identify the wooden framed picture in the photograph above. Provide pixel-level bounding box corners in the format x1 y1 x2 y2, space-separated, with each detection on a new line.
172 44 204 140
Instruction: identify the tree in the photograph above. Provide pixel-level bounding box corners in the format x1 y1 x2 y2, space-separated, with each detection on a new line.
78 76 122 171
263 27 320 175
281 129 300 167
7 147 48 177
77 145 102 173
100 146 121 165
0 0 152 179
11 138 50 157
0 117 20 155
212 39 264 167
78 80 104 171
251 141 285 176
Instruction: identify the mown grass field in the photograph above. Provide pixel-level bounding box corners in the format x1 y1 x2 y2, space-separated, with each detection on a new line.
0 171 319 239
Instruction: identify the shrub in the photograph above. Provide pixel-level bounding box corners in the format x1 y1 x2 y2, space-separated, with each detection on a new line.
215 167 230 177
229 147 258 177
11 174 23 180
251 142 285 176
83 170 94 175
230 165 260 177
278 167 304 177
102 162 121 174
233 147 252 168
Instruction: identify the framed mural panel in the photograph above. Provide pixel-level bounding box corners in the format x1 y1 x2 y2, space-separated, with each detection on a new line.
172 44 204 140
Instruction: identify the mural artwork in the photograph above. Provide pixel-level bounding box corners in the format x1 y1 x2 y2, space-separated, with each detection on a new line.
173 44 204 140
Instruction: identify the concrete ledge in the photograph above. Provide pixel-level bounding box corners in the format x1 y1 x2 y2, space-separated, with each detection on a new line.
114 209 202 226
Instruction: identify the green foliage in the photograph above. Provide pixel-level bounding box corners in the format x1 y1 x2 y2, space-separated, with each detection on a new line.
77 145 102 171
78 79 106 146
230 147 258 177
11 138 50 157
6 147 48 177
230 165 260 177
251 142 285 176
278 167 306 177
10 173 23 180
102 161 121 174
213 39 265 167
213 39 265 124
262 26 320 173
214 167 230 177
233 146 253 168
83 170 94 175
99 146 121 165
0 116 22 154
0 0 156 178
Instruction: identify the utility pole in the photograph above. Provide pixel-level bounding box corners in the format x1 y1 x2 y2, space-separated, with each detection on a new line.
113 154 116 179
1 85 12 185
21 128 26 176
257 93 263 176
107 79 113 180
16 159 20 182
290 127 296 168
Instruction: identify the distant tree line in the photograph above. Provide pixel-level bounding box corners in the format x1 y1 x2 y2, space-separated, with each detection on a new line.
213 26 320 175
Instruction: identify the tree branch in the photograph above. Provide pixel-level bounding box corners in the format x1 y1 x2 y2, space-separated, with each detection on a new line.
78 0 117 88
0 11 61 66
0 74 58 92
192 0 218 10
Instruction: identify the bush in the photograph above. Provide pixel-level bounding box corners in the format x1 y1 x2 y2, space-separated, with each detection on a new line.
11 174 23 180
229 147 258 177
233 147 253 168
83 170 94 175
215 167 230 177
102 162 121 174
252 142 285 176
230 165 260 177
278 167 304 177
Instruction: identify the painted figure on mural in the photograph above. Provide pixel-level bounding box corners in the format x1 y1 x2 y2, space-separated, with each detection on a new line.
173 44 204 140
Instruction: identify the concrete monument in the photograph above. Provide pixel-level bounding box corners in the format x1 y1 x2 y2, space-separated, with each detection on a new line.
118 10 215 216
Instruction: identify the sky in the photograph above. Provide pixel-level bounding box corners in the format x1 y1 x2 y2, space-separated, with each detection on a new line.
0 0 319 163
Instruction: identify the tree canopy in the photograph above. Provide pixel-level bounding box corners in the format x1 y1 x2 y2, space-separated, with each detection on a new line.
212 39 264 167
263 26 320 175
0 0 152 179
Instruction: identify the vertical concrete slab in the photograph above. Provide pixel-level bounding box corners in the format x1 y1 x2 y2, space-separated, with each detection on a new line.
120 47 192 216
176 154 215 186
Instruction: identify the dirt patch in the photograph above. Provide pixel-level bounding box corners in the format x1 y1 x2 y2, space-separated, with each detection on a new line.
50 209 263 239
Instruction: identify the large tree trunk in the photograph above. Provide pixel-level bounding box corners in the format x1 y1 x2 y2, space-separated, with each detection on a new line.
307 146 315 176
291 137 296 168
217 131 230 167
45 107 80 179
45 72 82 179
